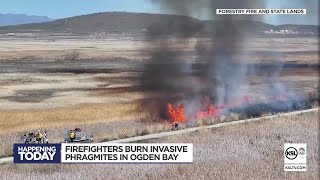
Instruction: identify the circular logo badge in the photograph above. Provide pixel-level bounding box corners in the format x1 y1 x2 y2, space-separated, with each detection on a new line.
285 147 298 160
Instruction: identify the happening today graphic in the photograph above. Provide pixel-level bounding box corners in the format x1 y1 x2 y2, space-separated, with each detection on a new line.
14 144 61 164
284 143 307 171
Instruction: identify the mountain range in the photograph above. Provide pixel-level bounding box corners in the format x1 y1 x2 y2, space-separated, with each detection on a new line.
0 13 52 26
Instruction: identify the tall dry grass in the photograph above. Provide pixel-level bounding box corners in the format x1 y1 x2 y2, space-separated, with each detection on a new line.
0 102 148 134
1 110 318 180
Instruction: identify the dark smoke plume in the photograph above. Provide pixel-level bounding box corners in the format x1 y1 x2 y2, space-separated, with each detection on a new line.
140 0 312 119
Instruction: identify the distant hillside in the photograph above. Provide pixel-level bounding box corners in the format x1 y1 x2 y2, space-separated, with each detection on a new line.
0 12 317 36
0 12 201 35
0 13 52 26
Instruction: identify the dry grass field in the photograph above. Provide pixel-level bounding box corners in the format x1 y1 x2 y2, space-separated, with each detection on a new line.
0 37 146 60
0 37 318 63
0 36 318 158
0 103 147 134
1 109 318 180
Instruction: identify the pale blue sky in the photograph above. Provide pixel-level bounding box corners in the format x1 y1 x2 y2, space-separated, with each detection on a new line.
0 0 318 25
0 0 159 18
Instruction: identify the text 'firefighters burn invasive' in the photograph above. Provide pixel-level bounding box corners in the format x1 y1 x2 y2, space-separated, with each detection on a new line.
61 143 193 163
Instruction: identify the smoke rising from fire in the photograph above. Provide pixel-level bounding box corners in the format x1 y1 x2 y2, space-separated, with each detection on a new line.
140 0 311 121
265 0 319 25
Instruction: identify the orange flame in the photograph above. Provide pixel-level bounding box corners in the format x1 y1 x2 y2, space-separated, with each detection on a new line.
196 105 220 119
166 96 254 124
167 103 186 123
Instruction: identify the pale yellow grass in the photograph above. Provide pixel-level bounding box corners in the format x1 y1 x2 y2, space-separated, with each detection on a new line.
94 91 147 101
0 102 148 134
0 37 317 63
1 110 318 180
0 38 148 60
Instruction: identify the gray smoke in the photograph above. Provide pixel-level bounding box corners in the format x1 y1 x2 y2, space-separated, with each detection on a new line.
265 0 319 25
140 0 310 119
154 0 319 25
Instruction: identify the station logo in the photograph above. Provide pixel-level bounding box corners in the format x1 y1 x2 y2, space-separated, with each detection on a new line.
285 147 298 160
284 143 306 171
14 144 61 163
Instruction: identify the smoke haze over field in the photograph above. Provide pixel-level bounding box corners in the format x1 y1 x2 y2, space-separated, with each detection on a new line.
264 0 319 25
152 0 319 25
140 0 312 120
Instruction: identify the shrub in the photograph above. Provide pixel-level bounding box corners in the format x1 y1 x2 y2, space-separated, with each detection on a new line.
64 50 80 60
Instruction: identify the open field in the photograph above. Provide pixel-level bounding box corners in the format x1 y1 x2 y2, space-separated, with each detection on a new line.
0 36 319 158
0 36 318 63
0 37 146 60
1 108 318 179
0 37 318 112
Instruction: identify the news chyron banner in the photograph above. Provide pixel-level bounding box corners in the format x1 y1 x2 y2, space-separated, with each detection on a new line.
62 143 193 163
14 144 61 164
14 143 193 164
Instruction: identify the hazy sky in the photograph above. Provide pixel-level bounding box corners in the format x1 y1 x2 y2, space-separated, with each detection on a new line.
0 0 318 25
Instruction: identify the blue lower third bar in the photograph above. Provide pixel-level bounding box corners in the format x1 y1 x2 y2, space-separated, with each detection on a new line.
13 144 61 163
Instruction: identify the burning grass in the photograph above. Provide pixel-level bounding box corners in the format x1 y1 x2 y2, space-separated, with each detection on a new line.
0 90 318 159
1 109 318 179
165 89 319 125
